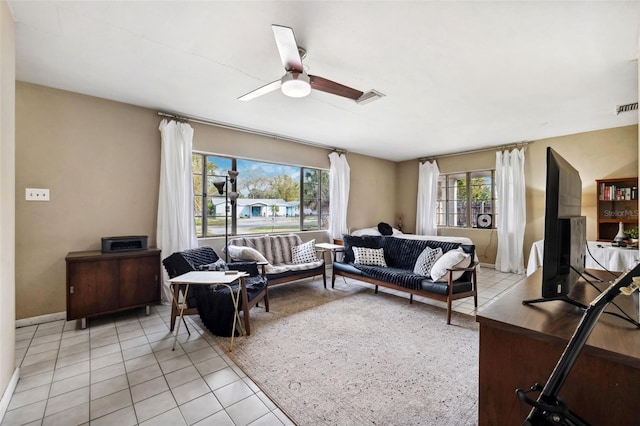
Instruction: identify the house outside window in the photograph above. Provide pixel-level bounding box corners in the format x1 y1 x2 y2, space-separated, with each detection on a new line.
193 153 330 237
436 170 496 228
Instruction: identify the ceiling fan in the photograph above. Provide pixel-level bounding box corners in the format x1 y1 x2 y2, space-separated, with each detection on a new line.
238 25 383 104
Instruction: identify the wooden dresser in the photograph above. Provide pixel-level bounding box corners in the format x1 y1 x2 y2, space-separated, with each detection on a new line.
66 248 161 327
476 268 640 425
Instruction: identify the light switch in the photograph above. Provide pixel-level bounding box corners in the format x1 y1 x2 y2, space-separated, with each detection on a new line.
25 188 50 201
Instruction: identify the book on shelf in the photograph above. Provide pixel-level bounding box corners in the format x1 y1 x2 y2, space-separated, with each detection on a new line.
601 185 635 201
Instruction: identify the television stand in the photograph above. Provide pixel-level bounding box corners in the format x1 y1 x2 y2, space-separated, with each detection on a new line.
477 268 640 425
582 269 603 283
522 295 588 310
523 292 640 327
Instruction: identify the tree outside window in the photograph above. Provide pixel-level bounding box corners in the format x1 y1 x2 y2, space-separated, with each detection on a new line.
192 153 330 237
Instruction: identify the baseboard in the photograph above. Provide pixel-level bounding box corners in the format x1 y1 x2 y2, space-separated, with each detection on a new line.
15 311 66 328
0 367 19 423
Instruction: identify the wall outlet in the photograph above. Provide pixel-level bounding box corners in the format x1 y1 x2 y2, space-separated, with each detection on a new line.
25 188 50 201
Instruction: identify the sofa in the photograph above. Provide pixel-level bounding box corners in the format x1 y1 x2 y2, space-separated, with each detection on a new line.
162 246 268 337
332 235 478 324
226 233 326 287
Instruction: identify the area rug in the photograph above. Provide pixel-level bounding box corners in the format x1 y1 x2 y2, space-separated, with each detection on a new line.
216 278 479 425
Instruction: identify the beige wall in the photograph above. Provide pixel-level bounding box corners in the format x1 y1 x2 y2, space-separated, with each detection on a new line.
16 82 638 320
345 153 397 232
15 83 396 319
524 125 638 261
0 0 15 410
16 83 161 319
192 123 398 237
396 150 499 264
396 125 639 265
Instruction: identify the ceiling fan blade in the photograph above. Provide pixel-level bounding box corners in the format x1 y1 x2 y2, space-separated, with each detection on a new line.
272 25 303 73
309 75 364 101
238 79 282 101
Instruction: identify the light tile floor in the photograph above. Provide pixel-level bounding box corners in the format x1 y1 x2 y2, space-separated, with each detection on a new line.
4 267 525 426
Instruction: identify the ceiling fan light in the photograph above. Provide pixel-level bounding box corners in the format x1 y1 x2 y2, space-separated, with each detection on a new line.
281 72 311 98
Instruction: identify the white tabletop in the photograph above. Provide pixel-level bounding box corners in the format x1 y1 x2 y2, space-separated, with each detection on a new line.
168 270 248 285
527 240 640 275
315 243 344 250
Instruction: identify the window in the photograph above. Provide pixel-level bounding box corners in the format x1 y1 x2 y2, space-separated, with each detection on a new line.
436 170 496 228
193 153 330 237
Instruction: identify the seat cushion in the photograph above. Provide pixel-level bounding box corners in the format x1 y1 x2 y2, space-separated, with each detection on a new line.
421 279 473 295
352 265 427 291
266 261 325 280
332 262 364 276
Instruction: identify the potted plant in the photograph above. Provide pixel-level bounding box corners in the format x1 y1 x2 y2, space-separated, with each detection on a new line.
625 228 638 245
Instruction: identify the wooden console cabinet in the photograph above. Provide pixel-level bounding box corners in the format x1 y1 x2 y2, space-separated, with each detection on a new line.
66 248 161 325
476 269 640 425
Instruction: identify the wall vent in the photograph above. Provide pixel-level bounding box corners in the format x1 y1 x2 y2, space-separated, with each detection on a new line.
616 102 638 115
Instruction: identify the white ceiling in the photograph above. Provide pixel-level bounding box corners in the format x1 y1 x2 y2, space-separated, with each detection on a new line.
8 1 640 161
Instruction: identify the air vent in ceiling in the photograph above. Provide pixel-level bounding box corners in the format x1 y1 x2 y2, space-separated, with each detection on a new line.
616 102 638 115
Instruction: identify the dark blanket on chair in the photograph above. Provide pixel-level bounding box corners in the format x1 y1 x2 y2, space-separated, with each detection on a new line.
163 247 267 337
191 276 267 337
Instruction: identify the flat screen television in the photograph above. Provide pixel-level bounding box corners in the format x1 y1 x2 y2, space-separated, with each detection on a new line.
527 147 587 306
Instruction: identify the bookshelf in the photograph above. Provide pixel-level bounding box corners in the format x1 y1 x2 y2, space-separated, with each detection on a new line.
596 177 638 241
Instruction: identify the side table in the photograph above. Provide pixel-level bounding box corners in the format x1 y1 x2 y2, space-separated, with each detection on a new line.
168 271 248 351
316 242 345 262
316 243 345 288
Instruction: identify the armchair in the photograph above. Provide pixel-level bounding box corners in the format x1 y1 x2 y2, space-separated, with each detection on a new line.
162 246 268 336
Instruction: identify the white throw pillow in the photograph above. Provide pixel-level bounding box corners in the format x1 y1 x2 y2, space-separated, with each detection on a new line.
227 245 269 264
291 239 318 264
352 246 387 267
413 247 443 276
430 248 472 282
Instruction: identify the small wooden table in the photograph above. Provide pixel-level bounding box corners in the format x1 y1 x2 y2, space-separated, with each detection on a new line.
315 242 344 263
168 271 248 351
316 243 345 288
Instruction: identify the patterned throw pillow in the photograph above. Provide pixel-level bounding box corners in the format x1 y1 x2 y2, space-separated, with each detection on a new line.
413 247 443 276
352 246 387 267
199 258 229 271
430 248 472 282
291 239 318 264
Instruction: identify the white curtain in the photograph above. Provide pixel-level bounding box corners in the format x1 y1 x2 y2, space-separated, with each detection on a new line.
416 160 439 235
495 148 526 274
328 152 350 241
157 119 198 304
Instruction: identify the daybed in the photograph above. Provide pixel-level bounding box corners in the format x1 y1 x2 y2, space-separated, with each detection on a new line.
332 235 478 324
162 246 268 337
226 233 326 287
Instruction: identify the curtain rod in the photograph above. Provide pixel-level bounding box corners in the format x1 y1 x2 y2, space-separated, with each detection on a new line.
418 141 529 163
158 111 346 153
